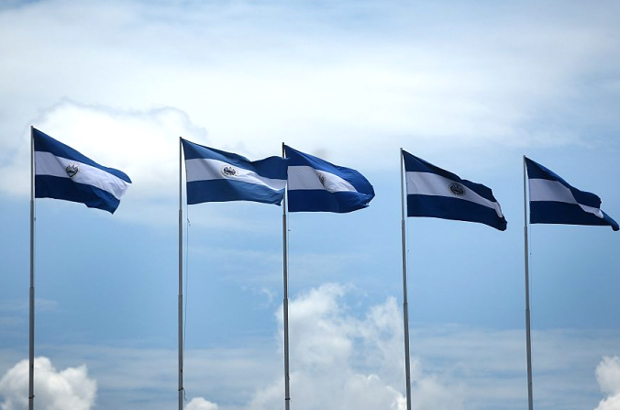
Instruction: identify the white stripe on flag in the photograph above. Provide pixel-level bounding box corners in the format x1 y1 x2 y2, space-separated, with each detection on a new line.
529 178 604 218
35 151 128 200
287 165 357 192
185 158 286 190
406 171 504 218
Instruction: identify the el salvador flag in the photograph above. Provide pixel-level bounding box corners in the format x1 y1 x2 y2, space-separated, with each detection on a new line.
33 127 131 214
182 138 287 205
284 145 375 213
403 150 507 230
525 157 618 231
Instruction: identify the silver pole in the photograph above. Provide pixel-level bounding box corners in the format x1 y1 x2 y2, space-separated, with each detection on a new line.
178 137 184 410
523 156 534 410
400 149 412 410
29 127 35 410
282 143 291 410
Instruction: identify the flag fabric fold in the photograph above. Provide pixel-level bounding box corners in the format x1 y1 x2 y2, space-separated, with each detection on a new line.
33 127 131 214
403 150 507 230
284 145 375 213
182 138 287 205
525 157 618 231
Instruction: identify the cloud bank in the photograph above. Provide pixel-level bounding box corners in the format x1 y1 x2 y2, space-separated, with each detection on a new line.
0 357 96 410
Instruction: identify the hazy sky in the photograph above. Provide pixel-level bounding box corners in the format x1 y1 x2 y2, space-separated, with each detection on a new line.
0 0 619 409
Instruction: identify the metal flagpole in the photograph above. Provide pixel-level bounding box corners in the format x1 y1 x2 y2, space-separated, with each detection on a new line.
178 137 185 410
29 127 35 410
523 156 534 410
400 149 412 410
281 143 291 410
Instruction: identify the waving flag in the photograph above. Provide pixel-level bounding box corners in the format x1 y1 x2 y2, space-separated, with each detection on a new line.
284 145 374 213
403 150 507 230
33 128 131 214
182 138 287 205
525 157 618 231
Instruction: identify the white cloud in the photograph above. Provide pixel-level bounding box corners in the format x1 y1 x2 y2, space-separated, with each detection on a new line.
0 357 96 410
246 283 463 410
185 397 219 410
595 356 620 410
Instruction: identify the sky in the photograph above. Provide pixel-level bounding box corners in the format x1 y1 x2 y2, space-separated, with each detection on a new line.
0 0 619 409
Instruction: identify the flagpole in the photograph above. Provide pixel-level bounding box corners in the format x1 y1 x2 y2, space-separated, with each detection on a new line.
400 149 412 410
29 127 35 410
178 137 184 410
282 143 291 410
523 156 534 410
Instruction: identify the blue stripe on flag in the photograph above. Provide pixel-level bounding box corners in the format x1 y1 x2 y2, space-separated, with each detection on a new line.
187 179 285 205
403 150 462 179
407 195 507 230
287 190 374 213
530 201 619 230
35 175 121 214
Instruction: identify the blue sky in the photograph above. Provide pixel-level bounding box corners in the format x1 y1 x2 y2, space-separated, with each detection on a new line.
0 0 619 409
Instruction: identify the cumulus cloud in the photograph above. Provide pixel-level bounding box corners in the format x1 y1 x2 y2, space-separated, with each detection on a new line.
594 356 620 410
247 283 463 410
0 357 96 410
185 397 218 410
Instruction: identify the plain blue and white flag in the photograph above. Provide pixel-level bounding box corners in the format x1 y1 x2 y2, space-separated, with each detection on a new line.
525 157 618 231
182 138 287 205
284 145 375 213
403 150 507 230
33 127 131 214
